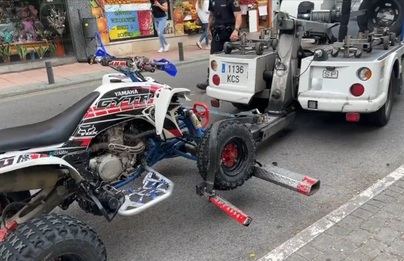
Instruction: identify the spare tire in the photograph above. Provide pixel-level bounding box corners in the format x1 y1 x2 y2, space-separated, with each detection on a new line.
358 0 404 35
197 122 256 190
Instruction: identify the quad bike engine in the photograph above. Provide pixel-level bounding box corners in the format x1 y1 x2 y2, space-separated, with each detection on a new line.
90 125 145 181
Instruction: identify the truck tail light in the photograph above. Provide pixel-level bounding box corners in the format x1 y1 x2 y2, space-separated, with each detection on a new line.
350 83 365 97
357 67 372 81
211 60 218 71
212 74 220 86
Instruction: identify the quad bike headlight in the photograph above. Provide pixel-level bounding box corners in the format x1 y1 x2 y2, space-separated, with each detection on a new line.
357 67 372 81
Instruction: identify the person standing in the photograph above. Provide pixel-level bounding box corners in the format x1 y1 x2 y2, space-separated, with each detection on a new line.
196 0 210 49
151 0 170 53
196 0 242 90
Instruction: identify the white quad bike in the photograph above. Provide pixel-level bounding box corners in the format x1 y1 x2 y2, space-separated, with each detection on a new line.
0 42 320 260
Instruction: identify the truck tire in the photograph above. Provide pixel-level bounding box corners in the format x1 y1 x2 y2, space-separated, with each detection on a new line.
357 0 404 35
0 214 106 261
368 72 395 127
197 122 256 190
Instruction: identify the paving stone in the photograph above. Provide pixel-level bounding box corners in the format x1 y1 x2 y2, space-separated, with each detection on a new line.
325 224 353 237
310 234 337 251
336 215 364 231
356 239 389 259
360 203 381 214
387 184 404 194
374 227 400 244
373 193 396 203
311 250 345 261
296 245 322 260
285 253 308 261
365 200 384 209
384 189 402 198
344 249 372 261
387 237 404 257
382 202 403 215
350 208 374 220
359 216 383 233
345 229 373 246
386 219 404 233
329 237 357 254
373 253 400 261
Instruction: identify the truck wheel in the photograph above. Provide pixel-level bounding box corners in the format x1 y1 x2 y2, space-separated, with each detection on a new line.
197 122 256 190
368 72 395 127
0 214 106 261
357 0 404 35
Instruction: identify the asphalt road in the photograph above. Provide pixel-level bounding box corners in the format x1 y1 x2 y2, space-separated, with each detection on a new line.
1 61 403 261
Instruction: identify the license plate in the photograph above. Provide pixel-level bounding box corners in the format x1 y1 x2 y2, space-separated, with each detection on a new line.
323 69 338 79
221 63 248 85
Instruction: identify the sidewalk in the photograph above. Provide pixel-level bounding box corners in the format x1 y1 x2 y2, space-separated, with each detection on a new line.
0 43 209 99
286 176 404 261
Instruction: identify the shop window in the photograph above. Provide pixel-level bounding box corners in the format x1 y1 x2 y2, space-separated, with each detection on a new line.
0 0 73 64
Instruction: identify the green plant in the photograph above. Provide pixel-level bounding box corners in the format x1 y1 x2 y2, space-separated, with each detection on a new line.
0 44 11 63
48 42 56 56
16 45 28 61
34 45 49 59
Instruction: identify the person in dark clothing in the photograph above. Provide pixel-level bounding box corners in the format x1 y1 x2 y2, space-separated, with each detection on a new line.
196 0 242 90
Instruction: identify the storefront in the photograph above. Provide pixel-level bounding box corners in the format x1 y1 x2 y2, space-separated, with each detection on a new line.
0 0 73 64
89 0 203 44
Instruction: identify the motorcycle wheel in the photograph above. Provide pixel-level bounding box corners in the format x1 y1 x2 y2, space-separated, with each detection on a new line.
197 122 256 190
0 214 106 261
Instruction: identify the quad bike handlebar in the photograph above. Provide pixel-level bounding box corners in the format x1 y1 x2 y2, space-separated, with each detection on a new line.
88 55 157 73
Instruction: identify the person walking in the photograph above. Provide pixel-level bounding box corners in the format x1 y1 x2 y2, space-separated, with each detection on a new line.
196 0 210 49
196 0 241 90
151 0 170 53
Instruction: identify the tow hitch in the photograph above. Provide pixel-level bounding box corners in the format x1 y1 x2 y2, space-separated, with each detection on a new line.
197 164 320 226
197 116 320 226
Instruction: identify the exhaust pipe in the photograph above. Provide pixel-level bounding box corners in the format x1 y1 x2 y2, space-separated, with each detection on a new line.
253 165 320 196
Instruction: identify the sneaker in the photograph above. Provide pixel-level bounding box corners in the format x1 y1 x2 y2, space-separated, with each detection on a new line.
196 41 202 49
158 47 164 53
164 43 170 52
205 44 211 50
196 81 208 90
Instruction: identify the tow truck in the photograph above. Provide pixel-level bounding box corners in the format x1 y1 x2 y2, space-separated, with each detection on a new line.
207 0 404 126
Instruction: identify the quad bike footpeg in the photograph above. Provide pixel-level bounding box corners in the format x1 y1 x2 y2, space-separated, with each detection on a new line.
196 185 252 226
118 166 173 216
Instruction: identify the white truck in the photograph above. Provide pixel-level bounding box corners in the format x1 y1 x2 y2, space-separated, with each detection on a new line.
207 0 404 126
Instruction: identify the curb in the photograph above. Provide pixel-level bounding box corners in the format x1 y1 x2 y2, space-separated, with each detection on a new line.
258 165 404 261
0 57 208 100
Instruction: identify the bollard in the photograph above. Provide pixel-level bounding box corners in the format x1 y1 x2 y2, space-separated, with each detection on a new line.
178 42 184 61
45 61 55 84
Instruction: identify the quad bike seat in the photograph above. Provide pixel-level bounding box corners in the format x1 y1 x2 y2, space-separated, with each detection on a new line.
0 92 99 154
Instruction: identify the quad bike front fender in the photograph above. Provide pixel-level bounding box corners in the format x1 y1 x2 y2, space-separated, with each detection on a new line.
154 87 191 136
0 153 82 193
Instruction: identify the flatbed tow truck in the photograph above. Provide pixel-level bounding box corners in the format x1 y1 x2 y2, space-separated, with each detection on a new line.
207 0 404 127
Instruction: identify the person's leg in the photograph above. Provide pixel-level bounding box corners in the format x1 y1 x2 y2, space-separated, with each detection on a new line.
155 18 165 50
202 23 209 45
197 29 221 90
158 16 169 49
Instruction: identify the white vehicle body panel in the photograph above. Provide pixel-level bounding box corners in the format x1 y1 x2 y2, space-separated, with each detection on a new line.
207 50 275 104
298 44 404 113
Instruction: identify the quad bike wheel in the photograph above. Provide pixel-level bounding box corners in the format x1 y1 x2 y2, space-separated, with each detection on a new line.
197 122 256 190
0 214 106 261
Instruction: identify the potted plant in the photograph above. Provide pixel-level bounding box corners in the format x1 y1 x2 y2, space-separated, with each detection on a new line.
47 7 66 57
0 44 11 63
16 45 28 61
34 44 49 59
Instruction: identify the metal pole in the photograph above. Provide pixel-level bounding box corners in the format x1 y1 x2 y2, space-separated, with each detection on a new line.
178 42 184 61
45 61 55 84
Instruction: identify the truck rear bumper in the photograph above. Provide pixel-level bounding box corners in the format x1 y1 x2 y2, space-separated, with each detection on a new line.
207 86 253 104
298 92 387 113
